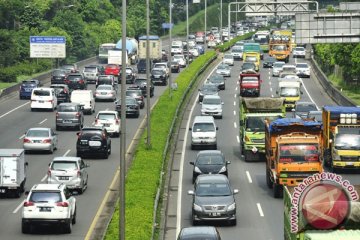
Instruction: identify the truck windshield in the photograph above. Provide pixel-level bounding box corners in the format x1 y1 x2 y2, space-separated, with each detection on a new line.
334 134 360 150
272 45 287 51
280 87 299 97
245 56 257 62
246 116 280 132
279 144 320 163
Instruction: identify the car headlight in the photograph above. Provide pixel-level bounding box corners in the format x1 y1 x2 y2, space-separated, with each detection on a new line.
227 203 236 211
218 166 226 173
194 203 202 212
194 166 202 173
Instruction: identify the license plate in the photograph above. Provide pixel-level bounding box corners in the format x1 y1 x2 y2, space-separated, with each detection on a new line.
39 100 44 103
81 140 88 145
89 141 101 147
39 207 52 212
346 162 354 166
103 123 110 127
210 212 220 217
58 176 69 180
63 120 72 123
33 140 41 143
101 92 107 95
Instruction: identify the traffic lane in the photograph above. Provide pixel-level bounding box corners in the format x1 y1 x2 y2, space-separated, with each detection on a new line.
180 63 273 239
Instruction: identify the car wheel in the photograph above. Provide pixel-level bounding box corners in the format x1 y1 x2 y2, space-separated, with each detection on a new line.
230 218 237 226
191 144 196 150
22 221 30 234
266 167 273 189
135 112 140 118
103 151 109 159
108 145 111 155
273 182 283 198
63 220 72 234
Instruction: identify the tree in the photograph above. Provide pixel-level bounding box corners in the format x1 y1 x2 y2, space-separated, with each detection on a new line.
19 5 42 29
350 44 360 81
0 30 19 67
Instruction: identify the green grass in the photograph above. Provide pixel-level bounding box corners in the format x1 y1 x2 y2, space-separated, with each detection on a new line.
0 82 16 90
328 74 360 105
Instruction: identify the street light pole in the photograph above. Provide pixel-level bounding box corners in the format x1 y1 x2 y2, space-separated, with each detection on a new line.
220 0 222 37
146 0 151 147
119 0 126 239
169 0 172 98
204 0 207 50
186 0 189 66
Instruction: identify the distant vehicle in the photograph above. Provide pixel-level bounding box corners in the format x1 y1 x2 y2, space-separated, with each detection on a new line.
70 90 95 114
23 127 58 153
172 54 186 67
98 43 116 63
19 79 41 100
296 62 311 78
126 89 145 109
223 53 234 66
137 58 152 74
189 116 218 150
241 62 257 73
151 68 168 86
104 64 121 76
51 69 67 84
30 88 57 112
83 65 102 84
115 37 139 64
200 95 224 119
272 61 286 77
207 74 225 90
94 85 117 102
65 73 87 91
263 56 276 68
170 61 180 73
216 64 231 77
119 67 137 84
198 83 219 102
55 102 84 130
76 126 111 159
50 84 70 104
177 226 222 240
292 46 306 58
94 111 120 137
231 46 243 60
60 64 78 74
107 49 128 65
292 101 318 119
96 75 117 89
115 96 140 118
133 78 154 97
138 35 162 62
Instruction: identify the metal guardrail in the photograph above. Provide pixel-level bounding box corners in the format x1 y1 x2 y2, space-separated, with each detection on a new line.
0 56 97 99
309 55 357 107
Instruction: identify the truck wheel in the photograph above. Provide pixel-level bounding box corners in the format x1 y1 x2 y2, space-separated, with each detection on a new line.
266 168 273 189
244 151 252 162
273 183 283 198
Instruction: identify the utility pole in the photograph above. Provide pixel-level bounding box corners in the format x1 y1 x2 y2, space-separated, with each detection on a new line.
169 0 172 98
204 0 207 50
186 0 189 66
146 0 151 147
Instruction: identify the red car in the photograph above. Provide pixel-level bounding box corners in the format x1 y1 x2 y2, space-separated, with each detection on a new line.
104 64 121 76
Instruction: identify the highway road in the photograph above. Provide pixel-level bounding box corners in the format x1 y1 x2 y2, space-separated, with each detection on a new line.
0 42 180 238
163 51 360 239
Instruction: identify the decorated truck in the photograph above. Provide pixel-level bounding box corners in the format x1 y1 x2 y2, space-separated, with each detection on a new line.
284 182 360 240
265 118 323 198
239 97 285 162
269 29 292 63
239 72 262 97
322 106 360 171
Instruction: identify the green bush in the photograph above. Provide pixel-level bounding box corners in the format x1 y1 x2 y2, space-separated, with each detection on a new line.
0 68 17 83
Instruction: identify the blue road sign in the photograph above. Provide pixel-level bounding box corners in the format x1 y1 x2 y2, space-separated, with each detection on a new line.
30 36 66 44
162 23 174 29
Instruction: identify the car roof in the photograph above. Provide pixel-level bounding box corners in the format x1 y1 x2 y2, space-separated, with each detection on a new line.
193 116 215 123
58 102 80 107
31 183 65 191
97 110 118 115
27 127 51 131
203 95 221 100
52 157 81 162
81 126 103 131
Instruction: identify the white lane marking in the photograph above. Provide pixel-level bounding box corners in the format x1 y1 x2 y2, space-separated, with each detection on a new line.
233 110 236 116
271 94 274 98
63 149 71 156
39 118 47 125
246 171 253 183
234 94 237 98
300 79 319 109
270 87 272 92
257 203 265 217
234 122 237 128
41 175 47 182
237 135 240 143
19 134 25 139
269 81 271 85
235 86 238 91
233 101 236 106
176 61 221 236
0 102 29 119
13 201 25 214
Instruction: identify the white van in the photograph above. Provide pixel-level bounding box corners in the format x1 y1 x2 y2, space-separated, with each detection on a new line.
30 88 57 111
70 90 95 115
189 116 218 150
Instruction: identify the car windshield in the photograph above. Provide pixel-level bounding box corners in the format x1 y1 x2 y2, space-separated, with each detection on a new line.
242 63 255 69
27 130 49 137
245 56 257 62
279 144 320 163
33 90 50 96
84 67 97 72
97 113 116 120
126 91 141 96
272 45 287 51
152 70 163 75
53 70 65 75
193 123 215 132
232 48 243 53
196 183 231 196
197 155 224 165
67 75 82 81
51 161 77 171
274 62 285 68
125 98 137 104
265 57 276 63
22 81 37 86
224 54 233 59
295 47 304 51
203 98 221 105
29 192 62 203
58 105 77 112
246 116 277 132
280 87 299 97
97 85 112 91
296 104 317 112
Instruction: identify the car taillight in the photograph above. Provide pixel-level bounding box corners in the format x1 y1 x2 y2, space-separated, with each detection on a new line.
77 170 81 177
102 133 106 139
24 201 34 207
56 202 69 207
116 119 120 124
65 80 70 84
95 119 98 124
79 80 84 84
56 112 59 118
48 100 53 103
43 139 52 143
75 112 80 118
23 138 31 143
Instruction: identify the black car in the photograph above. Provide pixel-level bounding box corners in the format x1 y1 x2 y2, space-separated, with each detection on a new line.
171 61 180 73
65 73 87 90
76 126 111 159
115 96 140 118
50 84 70 103
119 67 136 84
190 150 230 183
125 89 145 109
133 78 154 97
151 68 167 86
263 56 276 68
207 74 225 90
198 83 219 102
51 69 67 84
177 226 221 240
56 102 84 130
19 79 41 99
188 175 238 226
137 58 152 74
241 62 257 73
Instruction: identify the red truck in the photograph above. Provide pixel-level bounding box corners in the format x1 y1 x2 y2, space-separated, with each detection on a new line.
239 73 262 97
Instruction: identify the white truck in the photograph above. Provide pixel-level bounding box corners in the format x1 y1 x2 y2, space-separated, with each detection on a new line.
0 149 27 198
276 80 302 110
108 49 129 66
138 35 162 63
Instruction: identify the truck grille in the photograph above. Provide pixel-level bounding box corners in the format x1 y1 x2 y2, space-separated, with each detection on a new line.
280 171 319 178
340 156 359 161
251 138 264 143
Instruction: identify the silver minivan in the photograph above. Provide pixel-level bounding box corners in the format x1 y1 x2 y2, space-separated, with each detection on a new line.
47 157 89 194
201 95 224 119
189 116 218 150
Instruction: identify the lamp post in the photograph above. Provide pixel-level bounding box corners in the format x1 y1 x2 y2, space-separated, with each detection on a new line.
146 0 151 147
186 0 189 65
169 0 173 98
220 0 223 39
204 0 207 50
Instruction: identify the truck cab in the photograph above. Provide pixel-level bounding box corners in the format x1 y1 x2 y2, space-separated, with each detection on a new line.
239 73 262 97
277 80 302 110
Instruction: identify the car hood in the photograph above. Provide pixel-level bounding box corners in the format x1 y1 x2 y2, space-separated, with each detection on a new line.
195 195 234 206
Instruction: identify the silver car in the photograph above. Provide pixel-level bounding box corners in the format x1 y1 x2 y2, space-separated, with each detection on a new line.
56 102 84 130
47 157 89 194
94 84 117 102
272 61 286 77
201 95 224 119
216 64 231 77
23 128 58 153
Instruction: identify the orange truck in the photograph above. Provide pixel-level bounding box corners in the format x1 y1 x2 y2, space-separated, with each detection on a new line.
265 118 323 198
269 29 292 63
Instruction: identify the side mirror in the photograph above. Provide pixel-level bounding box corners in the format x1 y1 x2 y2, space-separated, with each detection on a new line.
233 189 239 194
199 102 202 105
189 161 194 165
25 191 30 196
189 127 192 131
216 126 219 130
291 108 295 112
221 102 224 105
188 190 194 195
226 161 231 164
76 132 80 136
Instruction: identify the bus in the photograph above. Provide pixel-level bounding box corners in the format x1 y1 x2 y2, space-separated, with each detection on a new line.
253 31 270 52
98 43 116 63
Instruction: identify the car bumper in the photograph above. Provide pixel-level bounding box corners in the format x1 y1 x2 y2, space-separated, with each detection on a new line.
193 210 236 222
31 102 54 110
77 146 108 155
48 178 82 189
23 143 52 151
94 124 120 134
191 139 217 146
95 95 115 100
56 119 81 127
201 110 222 118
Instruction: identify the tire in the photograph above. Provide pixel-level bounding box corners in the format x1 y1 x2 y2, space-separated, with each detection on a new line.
76 152 81 158
191 144 195 150
22 221 30 234
56 125 61 131
273 182 283 198
266 168 273 189
63 220 72 234
192 213 198 226
103 150 109 159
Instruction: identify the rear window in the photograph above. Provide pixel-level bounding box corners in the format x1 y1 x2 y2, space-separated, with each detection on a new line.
67 75 82 81
29 191 62 203
84 67 97 72
193 123 215 132
58 105 78 112
51 161 78 170
52 70 65 75
27 129 49 137
97 113 116 120
33 90 50 96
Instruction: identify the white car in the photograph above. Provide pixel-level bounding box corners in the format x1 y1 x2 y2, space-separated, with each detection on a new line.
296 62 311 78
188 40 196 48
94 111 120 137
30 88 57 111
190 116 218 150
171 45 183 55
172 54 186 67
272 61 286 77
201 95 224 119
23 127 58 153
189 48 199 57
207 40 217 48
153 62 170 76
216 64 231 77
293 47 306 58
231 47 243 60
223 53 234 66
22 183 76 234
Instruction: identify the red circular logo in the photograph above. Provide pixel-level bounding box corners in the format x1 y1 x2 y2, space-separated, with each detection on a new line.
301 183 350 229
